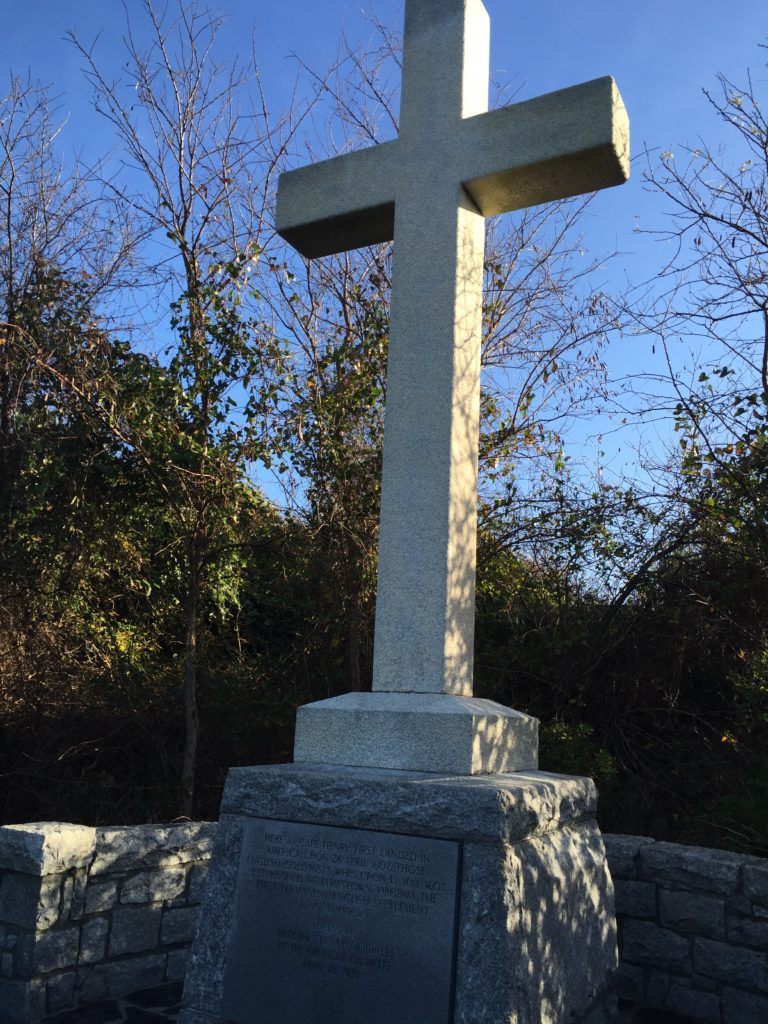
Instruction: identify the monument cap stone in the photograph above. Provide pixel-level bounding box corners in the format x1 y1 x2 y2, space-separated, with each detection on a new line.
293 692 538 774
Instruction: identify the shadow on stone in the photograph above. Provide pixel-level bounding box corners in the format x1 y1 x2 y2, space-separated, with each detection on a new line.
126 983 183 1009
43 999 122 1024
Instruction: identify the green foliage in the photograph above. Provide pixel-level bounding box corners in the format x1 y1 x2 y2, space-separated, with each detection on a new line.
539 721 617 783
2 25 768 859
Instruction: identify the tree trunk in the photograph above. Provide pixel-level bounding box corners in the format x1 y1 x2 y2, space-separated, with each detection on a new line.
346 579 362 691
180 534 202 817
345 533 363 691
0 317 16 515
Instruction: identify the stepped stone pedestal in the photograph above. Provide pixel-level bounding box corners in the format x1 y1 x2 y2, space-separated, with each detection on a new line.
181 764 617 1024
293 692 540 775
181 0 627 1018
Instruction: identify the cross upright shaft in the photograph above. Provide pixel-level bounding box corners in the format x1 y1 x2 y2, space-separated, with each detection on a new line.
277 0 629 704
373 0 489 697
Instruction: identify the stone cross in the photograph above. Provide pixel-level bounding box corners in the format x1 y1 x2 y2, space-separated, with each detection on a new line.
277 0 629 774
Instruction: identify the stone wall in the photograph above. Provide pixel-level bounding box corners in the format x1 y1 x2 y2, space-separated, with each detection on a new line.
2 821 766 1024
0 821 215 1022
604 835 768 1024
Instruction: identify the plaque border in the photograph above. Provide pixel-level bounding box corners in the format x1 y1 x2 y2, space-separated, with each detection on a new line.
220 816 464 1024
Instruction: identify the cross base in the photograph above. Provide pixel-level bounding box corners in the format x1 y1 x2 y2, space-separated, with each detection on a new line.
293 692 539 775
181 763 618 1024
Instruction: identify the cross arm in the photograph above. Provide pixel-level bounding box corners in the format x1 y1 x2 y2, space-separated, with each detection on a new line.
275 140 400 259
461 76 630 217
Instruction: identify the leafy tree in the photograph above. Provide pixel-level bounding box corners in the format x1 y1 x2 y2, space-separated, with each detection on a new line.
69 0 304 814
622 50 768 571
0 74 132 515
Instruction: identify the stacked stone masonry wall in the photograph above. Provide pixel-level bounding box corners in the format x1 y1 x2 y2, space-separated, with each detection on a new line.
0 822 215 1022
604 834 768 1024
0 822 766 1023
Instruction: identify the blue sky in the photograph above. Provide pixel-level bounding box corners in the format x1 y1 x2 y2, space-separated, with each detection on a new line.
5 1 765 247
3 1 767 489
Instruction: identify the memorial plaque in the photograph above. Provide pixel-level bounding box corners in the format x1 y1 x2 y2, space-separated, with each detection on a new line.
221 819 461 1024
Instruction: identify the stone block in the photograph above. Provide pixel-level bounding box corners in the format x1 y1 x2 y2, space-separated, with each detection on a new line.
187 865 208 904
578 986 620 1024
221 763 597 845
179 1010 209 1024
722 986 768 1024
613 880 656 919
68 871 88 921
79 952 166 1003
121 867 187 905
167 946 189 980
294 692 539 774
59 876 74 921
640 842 742 895
0 824 96 875
690 973 719 991
743 859 768 907
11 933 35 976
109 905 161 956
694 936 768 992
727 913 768 947
183 765 616 1024
31 925 80 973
39 875 66 929
645 969 719 1017
180 818 243 1016
161 906 200 945
659 888 725 938
613 962 645 1002
644 969 671 1007
0 872 42 929
80 916 108 964
84 878 119 914
602 835 655 879
0 872 65 932
620 920 691 972
91 823 216 875
1 950 13 978
46 970 76 1013
724 891 753 915
663 979 720 1022
0 976 45 1024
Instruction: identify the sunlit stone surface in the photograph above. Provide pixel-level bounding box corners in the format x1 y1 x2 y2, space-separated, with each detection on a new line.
182 766 618 1024
280 0 628 770
293 692 539 775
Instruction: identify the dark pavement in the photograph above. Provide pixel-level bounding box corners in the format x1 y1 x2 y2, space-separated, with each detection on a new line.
40 986 697 1023
42 982 182 1024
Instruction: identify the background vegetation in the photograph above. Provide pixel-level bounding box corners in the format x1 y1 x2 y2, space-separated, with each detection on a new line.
0 4 765 855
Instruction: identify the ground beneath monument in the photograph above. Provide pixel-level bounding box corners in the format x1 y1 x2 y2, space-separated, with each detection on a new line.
619 1004 700 1024
41 982 182 1024
38 986 699 1024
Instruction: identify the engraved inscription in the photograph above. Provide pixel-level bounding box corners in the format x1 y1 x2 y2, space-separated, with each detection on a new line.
221 820 461 1024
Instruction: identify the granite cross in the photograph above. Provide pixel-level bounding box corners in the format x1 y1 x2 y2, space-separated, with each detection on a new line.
277 0 629 773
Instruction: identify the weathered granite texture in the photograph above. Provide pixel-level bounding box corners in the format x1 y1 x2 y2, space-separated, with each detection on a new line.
181 763 617 1024
8 815 765 1023
220 761 596 841
604 834 768 1024
0 822 215 1023
294 691 539 774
